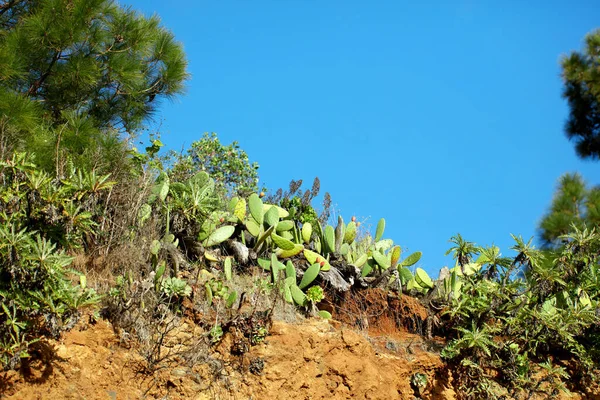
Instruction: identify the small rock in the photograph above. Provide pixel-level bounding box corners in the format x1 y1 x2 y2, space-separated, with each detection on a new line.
56 345 71 359
171 368 188 377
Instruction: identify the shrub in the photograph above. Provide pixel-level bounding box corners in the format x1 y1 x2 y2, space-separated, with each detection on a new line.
0 154 103 370
169 132 262 198
439 229 600 399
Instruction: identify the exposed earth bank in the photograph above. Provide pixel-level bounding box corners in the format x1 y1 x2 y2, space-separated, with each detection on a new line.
0 315 595 399
1 315 451 400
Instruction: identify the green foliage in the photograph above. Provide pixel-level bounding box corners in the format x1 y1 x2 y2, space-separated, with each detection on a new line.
538 173 600 247
160 277 192 298
414 268 433 289
410 372 428 397
0 155 102 370
305 286 324 303
445 233 477 270
138 168 222 277
169 132 261 198
561 29 600 159
209 324 224 344
203 276 237 309
298 263 321 289
440 230 600 399
0 0 188 172
204 225 235 247
0 152 114 249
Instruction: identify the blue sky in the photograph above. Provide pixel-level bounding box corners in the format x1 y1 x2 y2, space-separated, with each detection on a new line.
125 0 599 277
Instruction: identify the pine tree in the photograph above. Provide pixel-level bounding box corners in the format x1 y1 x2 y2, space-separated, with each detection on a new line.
0 0 188 173
538 173 600 247
561 29 600 160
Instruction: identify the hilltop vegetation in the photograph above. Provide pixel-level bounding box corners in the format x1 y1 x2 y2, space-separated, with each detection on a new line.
0 2 599 399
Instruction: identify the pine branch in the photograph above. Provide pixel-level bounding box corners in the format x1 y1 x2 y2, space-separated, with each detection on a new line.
27 50 62 97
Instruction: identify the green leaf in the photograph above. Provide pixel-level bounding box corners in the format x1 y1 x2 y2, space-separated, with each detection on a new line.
299 263 321 289
204 225 235 247
137 204 152 226
318 310 332 319
400 251 422 267
301 222 312 244
224 257 232 281
398 267 413 285
149 173 169 204
284 276 296 287
169 182 187 195
246 218 261 237
340 243 350 256
390 246 401 268
372 250 390 269
276 243 304 258
164 233 176 244
463 262 481 276
303 249 331 271
263 204 289 218
226 290 237 308
205 283 213 306
286 260 296 280
579 291 591 307
352 254 368 268
407 278 423 292
343 221 357 244
374 239 393 252
249 193 264 225
264 206 280 227
334 216 345 253
155 262 166 282
276 220 295 232
280 230 294 240
414 268 433 289
375 218 385 242
150 239 161 255
283 284 293 303
271 232 295 250
254 225 275 251
324 225 335 254
234 198 246 222
361 260 374 277
290 284 307 306
198 220 217 241
271 253 280 282
228 197 240 213
257 258 271 271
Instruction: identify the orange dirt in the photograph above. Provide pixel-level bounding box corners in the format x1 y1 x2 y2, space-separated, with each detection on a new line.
1 316 452 400
0 311 596 399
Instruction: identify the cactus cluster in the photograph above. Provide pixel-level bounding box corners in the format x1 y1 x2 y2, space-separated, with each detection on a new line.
147 185 429 317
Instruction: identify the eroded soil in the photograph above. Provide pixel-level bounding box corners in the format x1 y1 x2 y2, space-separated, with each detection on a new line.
1 288 597 399
1 314 451 400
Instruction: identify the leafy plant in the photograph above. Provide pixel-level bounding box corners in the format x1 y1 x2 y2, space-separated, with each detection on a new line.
439 229 600 399
169 132 262 198
160 277 192 299
0 154 106 370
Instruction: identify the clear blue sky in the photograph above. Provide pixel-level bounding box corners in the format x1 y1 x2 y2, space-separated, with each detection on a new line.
125 0 599 277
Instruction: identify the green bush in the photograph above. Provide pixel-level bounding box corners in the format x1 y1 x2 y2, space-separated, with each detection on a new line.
439 229 600 399
0 154 104 370
169 132 262 198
